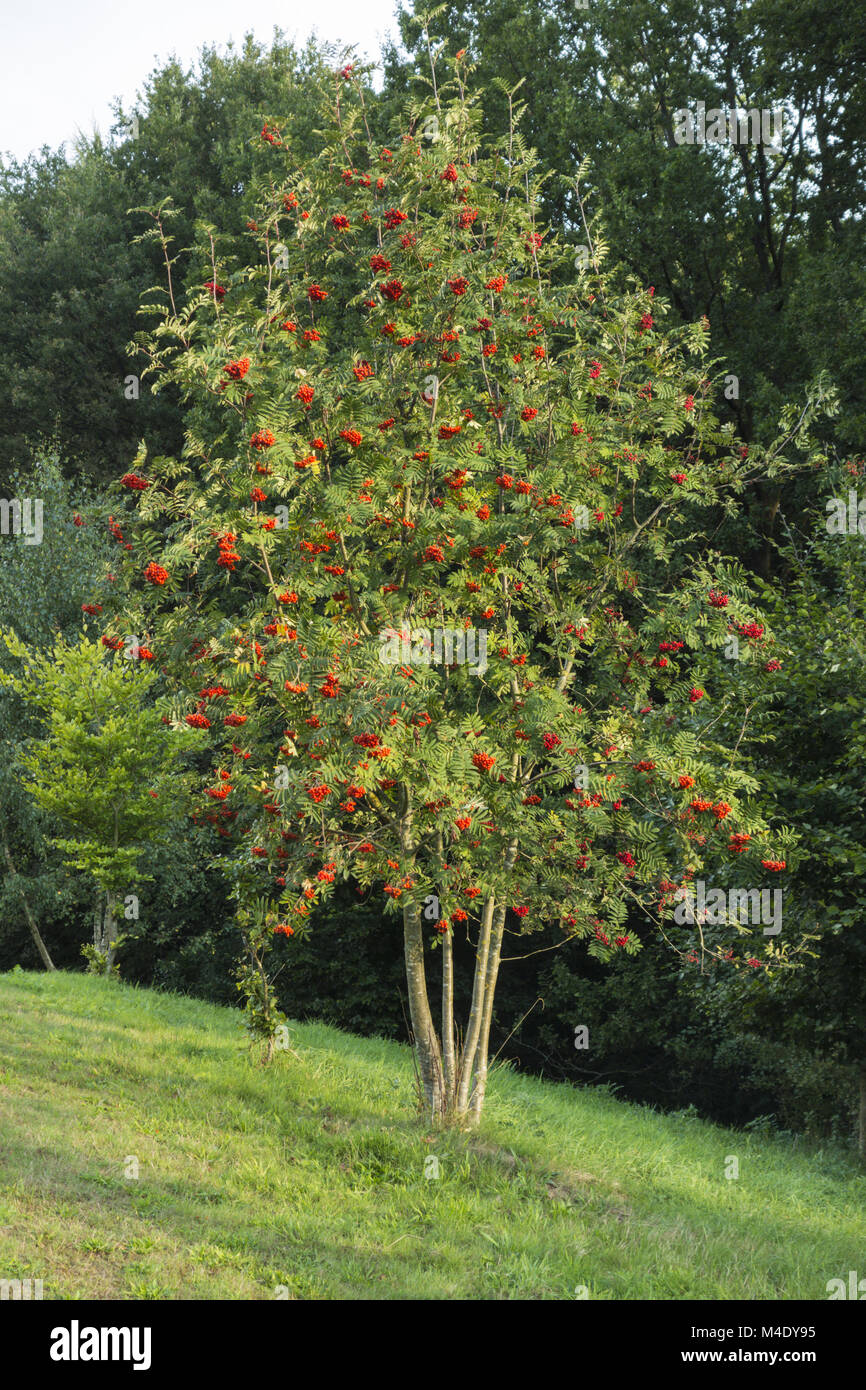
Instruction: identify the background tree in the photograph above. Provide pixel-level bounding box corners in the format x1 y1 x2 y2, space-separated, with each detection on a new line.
0 632 186 972
384 0 866 569
0 32 333 487
0 457 109 970
686 475 866 1158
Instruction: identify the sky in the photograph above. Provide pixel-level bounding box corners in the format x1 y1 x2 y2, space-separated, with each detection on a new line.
0 0 402 164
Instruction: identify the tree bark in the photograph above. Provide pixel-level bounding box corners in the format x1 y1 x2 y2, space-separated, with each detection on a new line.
468 903 508 1125
399 803 518 1128
458 834 520 1124
91 887 118 972
441 921 456 1113
1 830 56 971
455 892 496 1116
400 795 445 1116
93 889 104 953
103 891 118 972
859 1068 866 1166
403 900 445 1117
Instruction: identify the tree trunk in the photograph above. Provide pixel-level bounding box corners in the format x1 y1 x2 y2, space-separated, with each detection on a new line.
400 805 517 1128
403 900 445 1118
859 1069 866 1166
1 831 56 971
93 889 104 953
455 892 496 1115
441 921 457 1112
400 802 446 1118
459 836 519 1125
468 904 508 1125
91 888 118 972
103 891 118 972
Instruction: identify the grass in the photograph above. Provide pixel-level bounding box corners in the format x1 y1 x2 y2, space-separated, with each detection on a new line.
1 968 864 1300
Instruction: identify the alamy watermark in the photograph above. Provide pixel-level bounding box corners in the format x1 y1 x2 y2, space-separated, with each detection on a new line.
0 497 43 546
1 1277 43 1299
827 1271 866 1299
826 491 866 536
378 626 488 675
49 1322 152 1370
673 880 782 936
673 103 784 148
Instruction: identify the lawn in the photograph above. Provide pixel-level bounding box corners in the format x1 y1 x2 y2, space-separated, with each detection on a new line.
1 969 863 1299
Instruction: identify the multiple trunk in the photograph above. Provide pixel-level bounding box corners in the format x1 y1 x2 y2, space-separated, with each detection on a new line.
402 815 519 1127
9 785 866 1148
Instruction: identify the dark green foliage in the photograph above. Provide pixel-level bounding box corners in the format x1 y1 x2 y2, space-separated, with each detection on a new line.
0 34 335 486
385 0 866 572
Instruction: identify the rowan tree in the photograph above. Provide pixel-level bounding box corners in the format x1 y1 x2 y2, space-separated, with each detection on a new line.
112 56 807 1123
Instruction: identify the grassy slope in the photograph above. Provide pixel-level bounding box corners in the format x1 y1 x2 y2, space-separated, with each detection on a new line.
1 969 864 1300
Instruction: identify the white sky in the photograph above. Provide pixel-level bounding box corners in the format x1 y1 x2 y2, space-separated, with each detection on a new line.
0 0 403 163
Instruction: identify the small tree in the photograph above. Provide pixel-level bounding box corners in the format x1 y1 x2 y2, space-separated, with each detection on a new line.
117 57 807 1123
0 454 109 970
0 631 185 972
